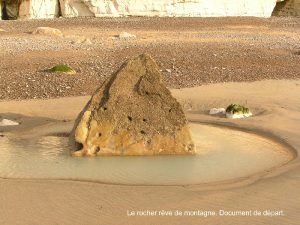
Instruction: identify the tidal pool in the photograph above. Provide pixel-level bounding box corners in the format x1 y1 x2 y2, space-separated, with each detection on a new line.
0 123 294 185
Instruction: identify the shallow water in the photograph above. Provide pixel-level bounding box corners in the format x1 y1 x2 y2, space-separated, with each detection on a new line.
0 124 293 185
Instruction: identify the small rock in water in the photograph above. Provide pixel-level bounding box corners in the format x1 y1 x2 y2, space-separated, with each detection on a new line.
32 27 63 37
118 32 136 39
0 119 19 126
209 108 226 115
70 54 195 156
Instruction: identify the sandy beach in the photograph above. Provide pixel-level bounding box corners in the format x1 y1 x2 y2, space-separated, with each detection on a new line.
0 17 300 224
0 79 299 224
0 17 299 100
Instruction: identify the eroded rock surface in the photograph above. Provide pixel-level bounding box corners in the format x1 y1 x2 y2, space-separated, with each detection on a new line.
70 54 195 156
273 0 300 16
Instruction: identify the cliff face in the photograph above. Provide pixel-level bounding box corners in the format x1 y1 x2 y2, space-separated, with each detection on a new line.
60 0 277 18
272 0 300 16
19 0 60 19
1 0 278 20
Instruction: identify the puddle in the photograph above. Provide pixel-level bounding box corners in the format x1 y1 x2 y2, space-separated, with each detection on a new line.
0 123 294 185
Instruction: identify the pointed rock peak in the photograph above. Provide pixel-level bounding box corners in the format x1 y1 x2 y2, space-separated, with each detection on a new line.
70 54 195 156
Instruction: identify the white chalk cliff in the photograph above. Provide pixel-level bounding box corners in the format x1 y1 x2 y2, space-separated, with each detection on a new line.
3 0 280 20
19 0 60 19
63 0 277 17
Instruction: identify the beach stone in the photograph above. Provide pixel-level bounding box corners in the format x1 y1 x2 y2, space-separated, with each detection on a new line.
70 54 195 156
32 27 63 37
225 104 252 119
118 32 136 39
0 119 19 126
209 108 225 115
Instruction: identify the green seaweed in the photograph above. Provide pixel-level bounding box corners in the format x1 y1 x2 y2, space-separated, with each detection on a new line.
47 64 75 74
226 104 249 114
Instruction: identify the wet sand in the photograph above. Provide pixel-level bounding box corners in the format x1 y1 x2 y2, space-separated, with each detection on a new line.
0 79 299 224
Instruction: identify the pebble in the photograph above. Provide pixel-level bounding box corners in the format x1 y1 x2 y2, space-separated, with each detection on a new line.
209 108 226 115
118 32 136 39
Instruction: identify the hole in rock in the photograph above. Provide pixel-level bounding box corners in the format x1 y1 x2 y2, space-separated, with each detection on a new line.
75 142 83 151
128 116 133 122
140 130 146 135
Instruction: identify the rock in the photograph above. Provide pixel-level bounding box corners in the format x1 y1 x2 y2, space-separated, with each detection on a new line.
68 35 92 44
226 112 253 119
70 54 195 156
118 32 136 39
272 0 300 17
3 0 19 19
165 69 172 73
209 108 226 115
0 119 19 126
32 27 63 37
225 104 252 119
0 29 7 32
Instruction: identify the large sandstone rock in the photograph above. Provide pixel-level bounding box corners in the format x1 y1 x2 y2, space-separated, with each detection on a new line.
70 54 195 156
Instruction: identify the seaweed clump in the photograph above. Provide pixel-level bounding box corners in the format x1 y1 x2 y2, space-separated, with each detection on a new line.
47 65 75 74
226 104 250 114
